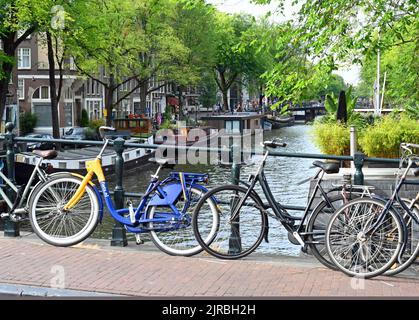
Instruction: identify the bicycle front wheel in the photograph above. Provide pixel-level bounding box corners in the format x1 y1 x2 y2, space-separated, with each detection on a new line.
148 186 218 256
29 176 99 247
192 185 267 260
326 198 404 279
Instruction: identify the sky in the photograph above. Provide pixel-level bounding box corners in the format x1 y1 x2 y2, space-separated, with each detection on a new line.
207 0 361 85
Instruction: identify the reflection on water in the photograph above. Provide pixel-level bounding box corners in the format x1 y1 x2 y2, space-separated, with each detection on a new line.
93 124 320 256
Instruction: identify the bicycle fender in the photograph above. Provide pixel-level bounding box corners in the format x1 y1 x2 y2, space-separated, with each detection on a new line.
148 183 183 207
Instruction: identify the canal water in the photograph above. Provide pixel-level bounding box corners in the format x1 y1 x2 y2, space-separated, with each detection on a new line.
93 124 320 256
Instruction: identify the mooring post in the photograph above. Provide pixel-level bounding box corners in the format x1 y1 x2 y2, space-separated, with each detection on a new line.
4 122 19 237
354 152 365 185
229 143 242 254
111 137 128 247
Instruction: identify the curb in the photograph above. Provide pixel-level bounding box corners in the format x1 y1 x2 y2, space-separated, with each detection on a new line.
0 283 124 298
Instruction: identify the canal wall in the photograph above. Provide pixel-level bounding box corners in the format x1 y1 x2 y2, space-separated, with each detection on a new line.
309 167 419 205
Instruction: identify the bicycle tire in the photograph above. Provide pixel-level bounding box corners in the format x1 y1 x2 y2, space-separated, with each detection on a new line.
306 195 350 270
326 198 404 279
385 200 419 276
148 186 218 256
29 175 99 247
192 184 267 260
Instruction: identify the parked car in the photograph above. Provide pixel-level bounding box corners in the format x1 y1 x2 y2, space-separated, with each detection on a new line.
23 133 56 152
62 127 89 148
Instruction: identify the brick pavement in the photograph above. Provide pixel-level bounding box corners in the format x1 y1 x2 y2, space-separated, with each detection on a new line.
0 236 418 297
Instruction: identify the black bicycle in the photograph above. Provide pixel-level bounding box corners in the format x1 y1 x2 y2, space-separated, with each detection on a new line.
192 139 372 267
326 143 419 278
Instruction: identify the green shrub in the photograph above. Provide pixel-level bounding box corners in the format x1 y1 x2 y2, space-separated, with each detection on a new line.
359 114 419 158
80 109 89 127
312 121 350 155
19 112 37 135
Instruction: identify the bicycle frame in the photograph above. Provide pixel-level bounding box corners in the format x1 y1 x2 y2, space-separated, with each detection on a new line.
366 155 419 236
229 150 361 246
63 139 209 231
0 157 49 214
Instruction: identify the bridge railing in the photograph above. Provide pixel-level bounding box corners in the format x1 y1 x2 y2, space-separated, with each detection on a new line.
0 122 410 246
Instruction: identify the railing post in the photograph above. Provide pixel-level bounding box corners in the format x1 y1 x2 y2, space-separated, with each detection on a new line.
4 122 19 237
354 152 365 185
350 126 357 170
111 137 128 247
229 144 242 254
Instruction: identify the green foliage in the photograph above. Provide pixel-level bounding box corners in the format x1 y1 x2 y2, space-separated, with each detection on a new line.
80 109 89 127
405 105 419 120
160 119 176 130
359 115 419 158
19 112 37 135
312 122 350 156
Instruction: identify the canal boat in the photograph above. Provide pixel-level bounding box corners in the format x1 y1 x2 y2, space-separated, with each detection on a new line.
14 136 154 184
266 115 295 129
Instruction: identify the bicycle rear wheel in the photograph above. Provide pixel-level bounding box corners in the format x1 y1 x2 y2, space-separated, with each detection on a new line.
306 195 348 270
29 176 99 247
148 186 218 256
192 185 267 260
326 198 404 279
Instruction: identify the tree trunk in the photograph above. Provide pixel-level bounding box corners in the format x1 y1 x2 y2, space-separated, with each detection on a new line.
0 33 16 130
139 81 148 117
104 80 115 127
46 32 61 139
219 72 229 112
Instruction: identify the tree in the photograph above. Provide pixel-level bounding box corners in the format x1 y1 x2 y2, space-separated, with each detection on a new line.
0 0 38 128
252 0 418 105
356 27 418 108
213 13 271 111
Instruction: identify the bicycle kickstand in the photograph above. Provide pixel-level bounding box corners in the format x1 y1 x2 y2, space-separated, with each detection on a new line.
135 234 144 245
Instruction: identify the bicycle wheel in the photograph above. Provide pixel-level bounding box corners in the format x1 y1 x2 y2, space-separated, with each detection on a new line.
192 184 267 260
326 198 404 278
385 199 419 276
29 176 99 247
306 195 349 270
148 186 218 256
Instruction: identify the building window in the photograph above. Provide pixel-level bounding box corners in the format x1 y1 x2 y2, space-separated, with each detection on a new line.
64 102 73 127
32 86 50 100
225 121 240 133
68 57 76 70
33 104 52 127
17 79 24 100
18 48 31 69
85 99 103 120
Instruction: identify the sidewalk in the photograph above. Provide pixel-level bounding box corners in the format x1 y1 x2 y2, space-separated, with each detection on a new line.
0 235 418 297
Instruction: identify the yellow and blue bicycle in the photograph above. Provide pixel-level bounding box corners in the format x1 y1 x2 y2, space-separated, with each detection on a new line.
28 126 218 256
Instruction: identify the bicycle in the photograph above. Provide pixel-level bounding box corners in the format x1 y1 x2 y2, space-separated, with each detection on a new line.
325 143 419 278
28 126 219 256
192 139 373 267
0 149 80 223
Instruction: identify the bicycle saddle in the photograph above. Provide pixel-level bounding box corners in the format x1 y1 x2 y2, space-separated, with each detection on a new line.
32 149 58 160
312 160 339 174
149 158 176 169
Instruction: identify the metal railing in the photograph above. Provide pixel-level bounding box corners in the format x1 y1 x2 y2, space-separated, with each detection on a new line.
1 122 416 246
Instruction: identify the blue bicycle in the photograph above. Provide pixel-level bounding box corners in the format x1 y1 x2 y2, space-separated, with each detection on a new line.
28 127 219 256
